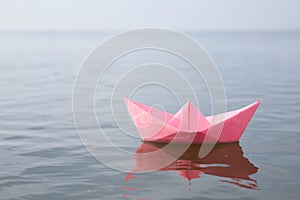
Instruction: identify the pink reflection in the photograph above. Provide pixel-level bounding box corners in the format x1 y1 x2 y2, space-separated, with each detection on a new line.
127 142 258 190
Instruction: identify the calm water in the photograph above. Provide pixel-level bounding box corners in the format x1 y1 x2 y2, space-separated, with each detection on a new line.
0 31 299 200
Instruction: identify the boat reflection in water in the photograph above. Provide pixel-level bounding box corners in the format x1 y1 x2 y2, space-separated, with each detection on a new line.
125 142 258 190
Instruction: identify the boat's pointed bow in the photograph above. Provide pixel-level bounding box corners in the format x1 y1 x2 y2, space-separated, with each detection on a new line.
122 96 130 106
257 99 261 105
252 99 260 108
246 99 260 112
238 99 260 128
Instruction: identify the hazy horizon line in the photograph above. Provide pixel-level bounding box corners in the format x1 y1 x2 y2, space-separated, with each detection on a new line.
1 28 299 35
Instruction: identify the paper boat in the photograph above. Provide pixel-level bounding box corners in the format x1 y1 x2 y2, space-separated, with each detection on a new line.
124 97 260 143
128 142 258 189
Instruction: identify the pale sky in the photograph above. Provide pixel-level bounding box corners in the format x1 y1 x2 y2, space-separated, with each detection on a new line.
0 0 300 31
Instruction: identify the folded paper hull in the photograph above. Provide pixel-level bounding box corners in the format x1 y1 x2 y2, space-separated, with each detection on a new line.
124 97 260 144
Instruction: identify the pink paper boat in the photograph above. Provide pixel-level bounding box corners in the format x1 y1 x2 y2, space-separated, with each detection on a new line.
123 97 260 144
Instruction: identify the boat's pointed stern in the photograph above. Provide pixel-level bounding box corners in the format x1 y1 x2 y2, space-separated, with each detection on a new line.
123 97 177 141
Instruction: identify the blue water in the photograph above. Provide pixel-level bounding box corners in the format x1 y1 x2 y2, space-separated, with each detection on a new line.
0 31 299 199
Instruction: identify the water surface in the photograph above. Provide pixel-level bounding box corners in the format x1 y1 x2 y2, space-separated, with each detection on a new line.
0 31 299 200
